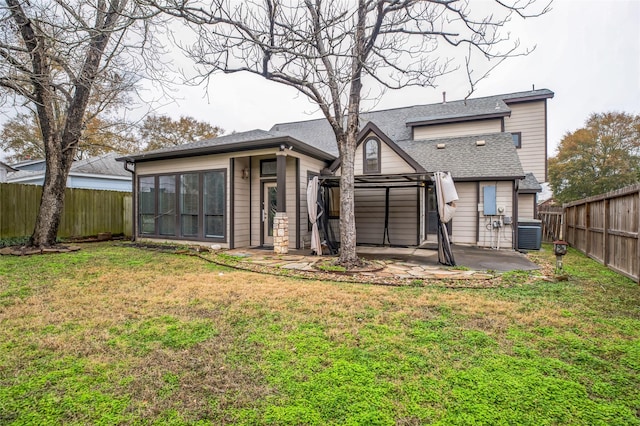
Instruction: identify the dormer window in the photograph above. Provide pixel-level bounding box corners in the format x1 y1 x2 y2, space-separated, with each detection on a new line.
363 137 381 174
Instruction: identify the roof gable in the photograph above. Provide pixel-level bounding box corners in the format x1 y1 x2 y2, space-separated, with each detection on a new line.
329 122 425 173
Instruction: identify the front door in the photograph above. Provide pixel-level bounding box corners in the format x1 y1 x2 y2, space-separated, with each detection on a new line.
262 182 277 246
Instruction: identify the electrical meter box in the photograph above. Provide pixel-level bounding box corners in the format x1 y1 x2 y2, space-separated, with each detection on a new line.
483 186 497 215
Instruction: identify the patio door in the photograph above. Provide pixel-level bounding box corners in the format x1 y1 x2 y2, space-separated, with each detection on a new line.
262 182 277 246
426 185 452 241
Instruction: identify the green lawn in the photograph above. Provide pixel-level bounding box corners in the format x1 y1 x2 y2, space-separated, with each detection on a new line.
0 243 638 425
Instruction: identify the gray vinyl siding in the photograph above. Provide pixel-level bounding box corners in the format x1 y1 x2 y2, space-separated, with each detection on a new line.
355 132 415 174
504 101 547 182
518 193 536 220
413 119 502 140
477 181 515 248
354 187 418 246
451 182 477 245
233 157 250 248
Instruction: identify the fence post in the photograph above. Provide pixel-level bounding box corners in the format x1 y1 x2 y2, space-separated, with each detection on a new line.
585 201 591 257
603 198 609 267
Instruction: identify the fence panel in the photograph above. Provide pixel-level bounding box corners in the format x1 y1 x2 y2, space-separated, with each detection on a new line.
538 205 563 242
1 182 131 240
563 183 640 283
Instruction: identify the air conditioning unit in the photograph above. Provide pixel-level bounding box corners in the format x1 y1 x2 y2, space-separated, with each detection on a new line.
517 219 542 250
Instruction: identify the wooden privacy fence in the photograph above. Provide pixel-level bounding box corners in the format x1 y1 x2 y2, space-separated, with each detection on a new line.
564 183 640 283
0 183 132 240
538 205 564 242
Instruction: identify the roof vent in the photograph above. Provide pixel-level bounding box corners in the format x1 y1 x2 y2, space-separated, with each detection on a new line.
437 143 446 149
476 140 486 146
495 102 501 110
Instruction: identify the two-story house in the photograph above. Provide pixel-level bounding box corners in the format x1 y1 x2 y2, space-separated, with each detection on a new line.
118 88 553 252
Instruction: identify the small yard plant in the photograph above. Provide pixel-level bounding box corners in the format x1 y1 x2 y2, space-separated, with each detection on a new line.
0 242 638 424
315 261 347 273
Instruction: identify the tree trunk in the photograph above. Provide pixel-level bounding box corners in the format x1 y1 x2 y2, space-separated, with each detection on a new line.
338 132 360 266
336 1 366 267
29 136 75 247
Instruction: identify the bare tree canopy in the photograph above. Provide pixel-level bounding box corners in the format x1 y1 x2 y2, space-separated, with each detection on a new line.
146 0 550 266
0 0 165 247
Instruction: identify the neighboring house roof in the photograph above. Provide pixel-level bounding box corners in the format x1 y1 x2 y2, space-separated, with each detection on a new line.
518 172 543 193
7 152 131 182
119 129 336 163
0 161 17 172
9 158 46 171
396 133 525 180
72 153 130 177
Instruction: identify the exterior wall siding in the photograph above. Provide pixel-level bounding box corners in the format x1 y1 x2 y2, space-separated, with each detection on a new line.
233 157 251 248
354 187 418 246
477 181 515 248
517 193 536 220
504 101 547 182
451 182 477 245
413 119 501 140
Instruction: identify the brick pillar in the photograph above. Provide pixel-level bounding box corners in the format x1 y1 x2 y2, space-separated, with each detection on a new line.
273 212 289 254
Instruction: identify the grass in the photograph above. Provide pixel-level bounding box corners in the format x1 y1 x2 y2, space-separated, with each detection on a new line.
0 242 639 425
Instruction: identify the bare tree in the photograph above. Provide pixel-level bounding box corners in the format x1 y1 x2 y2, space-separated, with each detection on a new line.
0 0 164 247
149 0 549 267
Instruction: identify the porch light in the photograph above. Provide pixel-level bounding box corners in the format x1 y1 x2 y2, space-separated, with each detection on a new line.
241 167 249 180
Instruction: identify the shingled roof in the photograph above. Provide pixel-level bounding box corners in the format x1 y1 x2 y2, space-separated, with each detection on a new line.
7 153 130 180
271 89 553 155
120 129 335 162
518 172 543 193
119 88 552 178
396 133 525 180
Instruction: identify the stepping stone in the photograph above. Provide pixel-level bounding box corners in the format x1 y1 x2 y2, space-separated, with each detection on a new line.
281 262 314 270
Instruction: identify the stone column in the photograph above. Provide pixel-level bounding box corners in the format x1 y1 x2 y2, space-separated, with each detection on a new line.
273 212 289 254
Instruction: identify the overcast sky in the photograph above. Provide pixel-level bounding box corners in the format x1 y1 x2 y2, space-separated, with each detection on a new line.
1 0 639 163
147 0 640 158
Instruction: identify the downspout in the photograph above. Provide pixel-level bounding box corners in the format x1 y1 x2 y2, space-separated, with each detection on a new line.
123 160 136 242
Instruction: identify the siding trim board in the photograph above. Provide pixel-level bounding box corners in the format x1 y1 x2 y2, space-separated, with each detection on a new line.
544 99 548 181
229 158 236 249
295 157 300 249
121 137 335 164
406 112 510 127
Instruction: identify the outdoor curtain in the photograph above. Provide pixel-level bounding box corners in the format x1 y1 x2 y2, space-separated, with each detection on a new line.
306 176 323 255
433 171 458 266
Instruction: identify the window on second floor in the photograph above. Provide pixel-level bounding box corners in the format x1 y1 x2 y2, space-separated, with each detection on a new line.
363 137 381 174
511 132 522 149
